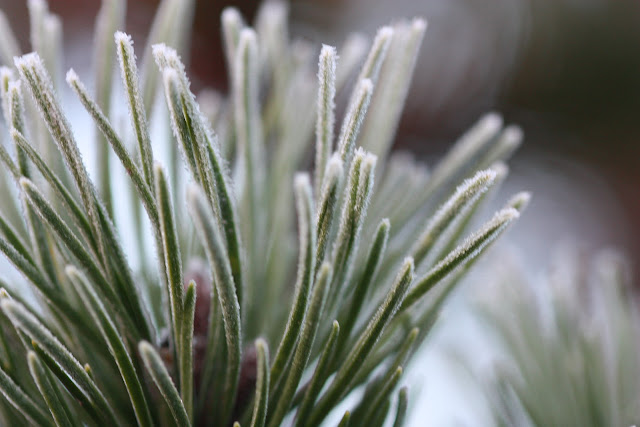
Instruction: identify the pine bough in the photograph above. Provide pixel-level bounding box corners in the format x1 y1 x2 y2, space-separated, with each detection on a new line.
0 0 527 425
475 249 640 427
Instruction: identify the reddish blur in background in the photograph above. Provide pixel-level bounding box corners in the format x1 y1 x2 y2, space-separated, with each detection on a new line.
2 0 640 269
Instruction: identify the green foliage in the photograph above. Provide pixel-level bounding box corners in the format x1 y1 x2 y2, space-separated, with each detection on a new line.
475 248 640 427
0 0 525 425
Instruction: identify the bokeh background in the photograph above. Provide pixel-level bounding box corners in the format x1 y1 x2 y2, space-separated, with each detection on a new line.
2 0 640 424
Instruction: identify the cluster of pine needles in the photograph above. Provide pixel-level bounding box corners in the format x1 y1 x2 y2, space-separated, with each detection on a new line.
0 0 527 425
472 248 640 427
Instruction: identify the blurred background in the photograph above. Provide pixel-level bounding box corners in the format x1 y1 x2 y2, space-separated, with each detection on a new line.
2 0 640 424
